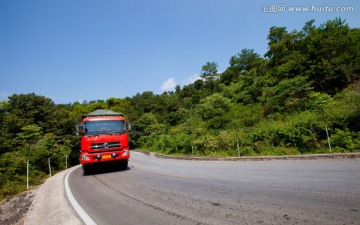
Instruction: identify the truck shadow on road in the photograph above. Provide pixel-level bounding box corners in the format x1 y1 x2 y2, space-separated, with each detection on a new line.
82 164 130 176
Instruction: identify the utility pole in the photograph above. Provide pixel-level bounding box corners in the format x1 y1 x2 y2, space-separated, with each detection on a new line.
48 157 52 177
26 159 29 189
325 125 332 152
237 139 240 157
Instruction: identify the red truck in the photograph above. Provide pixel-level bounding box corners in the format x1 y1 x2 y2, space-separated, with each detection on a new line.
79 109 130 174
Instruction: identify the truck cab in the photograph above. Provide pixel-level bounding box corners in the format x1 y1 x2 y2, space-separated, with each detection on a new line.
79 109 130 174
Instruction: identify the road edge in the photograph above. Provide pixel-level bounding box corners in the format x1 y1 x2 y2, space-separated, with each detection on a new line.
133 149 360 161
65 166 97 225
24 166 83 225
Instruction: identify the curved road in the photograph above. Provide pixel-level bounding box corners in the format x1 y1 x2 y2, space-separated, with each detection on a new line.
69 152 360 225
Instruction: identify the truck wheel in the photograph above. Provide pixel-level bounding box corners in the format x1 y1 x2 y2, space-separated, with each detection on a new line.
119 161 128 171
82 165 91 175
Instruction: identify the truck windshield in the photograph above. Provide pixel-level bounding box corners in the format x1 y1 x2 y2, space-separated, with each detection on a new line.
83 120 125 135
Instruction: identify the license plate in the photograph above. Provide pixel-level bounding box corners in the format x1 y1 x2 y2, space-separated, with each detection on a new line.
102 155 111 159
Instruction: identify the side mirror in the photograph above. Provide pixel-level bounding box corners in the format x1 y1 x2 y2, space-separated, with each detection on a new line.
127 122 132 131
75 123 84 136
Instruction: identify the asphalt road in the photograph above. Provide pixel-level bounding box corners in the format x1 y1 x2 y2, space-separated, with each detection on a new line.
69 152 360 225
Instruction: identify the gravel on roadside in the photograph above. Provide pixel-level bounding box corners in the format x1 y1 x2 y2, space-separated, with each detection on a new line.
0 187 39 225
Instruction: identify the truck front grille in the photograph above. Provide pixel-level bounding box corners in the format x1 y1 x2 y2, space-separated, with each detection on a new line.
91 142 120 150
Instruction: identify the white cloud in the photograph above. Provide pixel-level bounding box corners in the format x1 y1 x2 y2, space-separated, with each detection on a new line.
161 78 177 91
182 73 202 85
161 74 204 92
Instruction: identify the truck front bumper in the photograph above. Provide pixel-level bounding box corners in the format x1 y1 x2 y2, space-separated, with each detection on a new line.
80 149 130 165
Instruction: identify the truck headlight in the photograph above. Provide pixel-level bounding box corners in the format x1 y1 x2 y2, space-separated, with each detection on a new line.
122 150 129 156
81 154 90 161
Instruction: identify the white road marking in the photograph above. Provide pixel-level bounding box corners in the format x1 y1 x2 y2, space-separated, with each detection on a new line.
65 166 97 225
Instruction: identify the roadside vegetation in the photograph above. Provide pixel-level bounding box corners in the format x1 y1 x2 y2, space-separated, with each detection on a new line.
130 18 360 156
0 18 359 200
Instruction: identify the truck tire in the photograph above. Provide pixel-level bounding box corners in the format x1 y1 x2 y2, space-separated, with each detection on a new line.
82 164 91 175
119 161 128 171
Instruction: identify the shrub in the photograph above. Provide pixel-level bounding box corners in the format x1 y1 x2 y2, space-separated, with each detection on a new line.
331 128 360 152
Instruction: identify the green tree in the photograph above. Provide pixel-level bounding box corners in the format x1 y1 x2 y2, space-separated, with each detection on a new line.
229 49 263 73
201 62 219 82
7 93 56 133
326 82 360 131
131 113 159 147
106 97 132 115
0 151 27 199
18 124 42 189
195 93 232 129
262 76 312 114
304 18 358 94
201 62 219 93
331 128 360 152
35 133 58 176
86 100 108 112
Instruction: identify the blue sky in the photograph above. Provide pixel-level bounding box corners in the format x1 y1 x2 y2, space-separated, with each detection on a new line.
1 0 359 104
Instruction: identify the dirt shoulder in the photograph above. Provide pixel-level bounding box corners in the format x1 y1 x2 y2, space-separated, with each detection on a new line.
0 186 39 225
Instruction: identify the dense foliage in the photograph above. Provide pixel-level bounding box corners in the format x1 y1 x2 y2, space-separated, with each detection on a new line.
129 18 360 156
1 18 359 200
